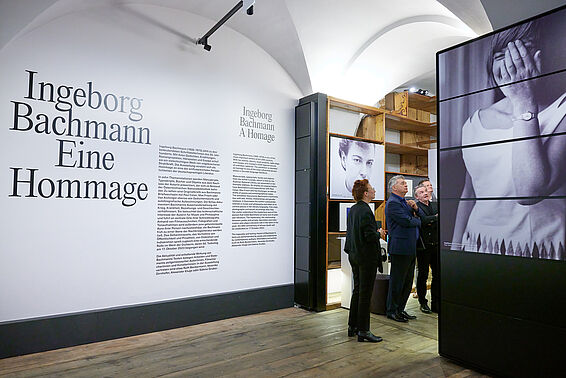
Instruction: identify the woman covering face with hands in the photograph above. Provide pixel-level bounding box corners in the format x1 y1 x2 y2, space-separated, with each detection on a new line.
452 20 566 260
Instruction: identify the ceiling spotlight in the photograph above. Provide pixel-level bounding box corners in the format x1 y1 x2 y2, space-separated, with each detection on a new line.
415 88 429 96
244 0 255 15
409 87 417 93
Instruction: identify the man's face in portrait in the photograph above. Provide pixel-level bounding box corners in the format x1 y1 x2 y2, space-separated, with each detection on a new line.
341 142 375 192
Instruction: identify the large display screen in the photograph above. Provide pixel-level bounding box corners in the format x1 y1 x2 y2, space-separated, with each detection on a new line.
437 6 566 261
329 134 385 200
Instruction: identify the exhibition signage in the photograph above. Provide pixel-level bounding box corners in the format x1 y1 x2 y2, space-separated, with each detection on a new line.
0 3 298 323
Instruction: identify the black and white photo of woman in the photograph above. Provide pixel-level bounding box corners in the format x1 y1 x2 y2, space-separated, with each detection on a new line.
439 10 566 261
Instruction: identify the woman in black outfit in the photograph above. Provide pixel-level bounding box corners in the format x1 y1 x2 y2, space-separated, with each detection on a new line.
344 179 384 342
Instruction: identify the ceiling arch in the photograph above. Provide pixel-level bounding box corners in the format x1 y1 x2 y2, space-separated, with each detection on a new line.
285 0 477 104
339 22 474 104
345 14 475 70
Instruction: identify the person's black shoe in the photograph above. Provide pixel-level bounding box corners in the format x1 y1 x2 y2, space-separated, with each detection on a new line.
387 313 408 323
400 311 416 320
347 326 358 337
420 304 432 314
357 330 383 343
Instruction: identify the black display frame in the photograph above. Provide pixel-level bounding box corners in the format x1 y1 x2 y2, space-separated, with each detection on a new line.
436 4 566 377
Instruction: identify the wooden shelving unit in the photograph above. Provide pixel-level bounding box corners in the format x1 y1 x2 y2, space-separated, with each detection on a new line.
380 90 437 177
324 96 386 307
295 92 435 311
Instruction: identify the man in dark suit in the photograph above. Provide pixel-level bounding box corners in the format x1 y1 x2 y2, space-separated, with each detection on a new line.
344 179 384 342
414 185 439 314
385 175 424 322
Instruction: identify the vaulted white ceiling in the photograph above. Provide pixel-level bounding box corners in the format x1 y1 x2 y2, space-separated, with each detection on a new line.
285 0 476 104
2 0 563 105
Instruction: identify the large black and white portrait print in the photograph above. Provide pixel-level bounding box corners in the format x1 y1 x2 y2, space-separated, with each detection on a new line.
329 135 385 200
438 7 566 261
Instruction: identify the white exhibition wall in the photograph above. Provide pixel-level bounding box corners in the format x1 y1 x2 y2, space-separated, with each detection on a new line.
0 3 300 322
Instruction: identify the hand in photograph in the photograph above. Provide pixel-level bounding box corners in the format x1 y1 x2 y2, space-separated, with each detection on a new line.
493 39 541 106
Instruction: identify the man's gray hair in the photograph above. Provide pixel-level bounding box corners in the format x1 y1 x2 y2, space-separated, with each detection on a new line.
388 175 405 193
414 184 426 197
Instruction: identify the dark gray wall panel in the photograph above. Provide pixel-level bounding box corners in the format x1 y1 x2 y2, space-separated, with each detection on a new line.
440 301 566 377
294 269 310 306
295 203 310 237
295 137 310 171
295 236 310 271
295 169 310 203
295 93 327 312
295 102 312 138
441 251 566 329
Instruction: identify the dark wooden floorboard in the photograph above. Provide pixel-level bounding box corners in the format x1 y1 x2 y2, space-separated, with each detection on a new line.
0 297 490 377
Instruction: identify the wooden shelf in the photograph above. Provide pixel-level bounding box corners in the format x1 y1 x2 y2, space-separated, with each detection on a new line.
402 139 437 147
408 92 437 114
386 171 429 178
328 232 346 236
385 113 436 135
326 302 342 310
327 261 341 269
385 142 429 156
329 132 384 145
328 96 384 116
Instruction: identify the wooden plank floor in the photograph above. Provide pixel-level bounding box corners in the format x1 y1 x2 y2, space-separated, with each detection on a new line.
0 297 490 377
